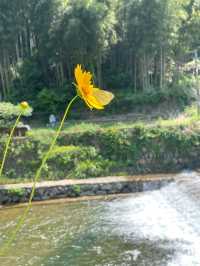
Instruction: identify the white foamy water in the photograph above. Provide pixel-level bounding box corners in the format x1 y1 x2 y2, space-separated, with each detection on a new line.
102 171 200 265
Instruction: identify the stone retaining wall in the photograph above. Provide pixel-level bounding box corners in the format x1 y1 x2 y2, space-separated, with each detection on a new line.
0 175 174 205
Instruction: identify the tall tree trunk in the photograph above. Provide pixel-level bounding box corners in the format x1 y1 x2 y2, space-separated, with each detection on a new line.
143 53 148 91
134 57 137 93
56 64 60 87
3 52 9 98
0 63 6 99
140 56 145 91
16 41 20 62
160 46 163 90
59 62 64 87
163 49 166 88
5 52 11 97
97 53 102 87
26 22 31 57
19 32 24 59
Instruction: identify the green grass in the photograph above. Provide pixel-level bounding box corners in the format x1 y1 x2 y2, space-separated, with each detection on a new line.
155 116 198 128
28 119 149 136
28 105 199 137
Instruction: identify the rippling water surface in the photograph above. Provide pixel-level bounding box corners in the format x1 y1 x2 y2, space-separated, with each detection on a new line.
1 172 200 266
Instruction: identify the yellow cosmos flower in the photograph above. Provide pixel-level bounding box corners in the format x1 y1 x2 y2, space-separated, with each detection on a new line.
74 64 114 109
20 101 29 110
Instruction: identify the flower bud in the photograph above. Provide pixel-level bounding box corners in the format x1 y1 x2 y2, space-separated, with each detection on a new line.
20 101 29 110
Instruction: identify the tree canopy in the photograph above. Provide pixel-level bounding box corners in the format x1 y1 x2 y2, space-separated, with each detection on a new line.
0 0 199 113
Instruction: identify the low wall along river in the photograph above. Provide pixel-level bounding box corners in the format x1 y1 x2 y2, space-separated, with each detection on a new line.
0 175 174 205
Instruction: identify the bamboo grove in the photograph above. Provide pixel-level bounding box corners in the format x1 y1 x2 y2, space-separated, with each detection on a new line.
0 0 199 111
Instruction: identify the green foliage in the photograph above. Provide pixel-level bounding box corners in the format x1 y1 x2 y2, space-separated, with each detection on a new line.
0 136 112 181
113 91 169 111
73 159 112 179
2 114 200 183
109 75 197 115
72 185 81 195
14 57 44 99
36 88 62 113
170 74 197 104
57 117 200 173
0 137 42 180
184 104 199 118
0 102 32 128
7 188 26 197
46 145 111 179
0 102 20 122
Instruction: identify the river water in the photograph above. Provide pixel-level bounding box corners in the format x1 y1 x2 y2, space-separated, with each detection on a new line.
0 172 200 266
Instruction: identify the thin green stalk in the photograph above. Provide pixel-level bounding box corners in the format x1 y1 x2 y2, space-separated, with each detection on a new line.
0 112 22 177
0 95 79 256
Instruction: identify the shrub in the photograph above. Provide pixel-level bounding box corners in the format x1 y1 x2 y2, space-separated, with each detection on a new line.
46 145 112 179
72 185 81 194
73 159 112 179
35 86 71 114
169 74 197 105
7 188 26 197
57 121 200 172
0 138 113 181
2 119 200 183
0 137 43 180
0 102 32 128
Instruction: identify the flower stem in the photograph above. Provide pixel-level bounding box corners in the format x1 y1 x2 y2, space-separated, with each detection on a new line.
0 112 22 178
0 95 79 256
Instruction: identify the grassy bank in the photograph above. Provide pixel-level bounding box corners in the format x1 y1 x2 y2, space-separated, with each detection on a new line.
0 105 199 184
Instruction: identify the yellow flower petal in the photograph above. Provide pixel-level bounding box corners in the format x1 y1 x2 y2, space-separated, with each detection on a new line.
74 65 92 95
74 64 82 86
74 64 114 110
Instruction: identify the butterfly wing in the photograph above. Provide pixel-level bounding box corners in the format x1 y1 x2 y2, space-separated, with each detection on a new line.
92 88 114 106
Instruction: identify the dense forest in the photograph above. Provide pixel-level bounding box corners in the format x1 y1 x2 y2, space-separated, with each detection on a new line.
0 0 199 114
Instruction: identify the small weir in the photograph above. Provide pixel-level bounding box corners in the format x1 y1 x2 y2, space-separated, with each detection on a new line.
0 175 174 205
0 171 200 265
